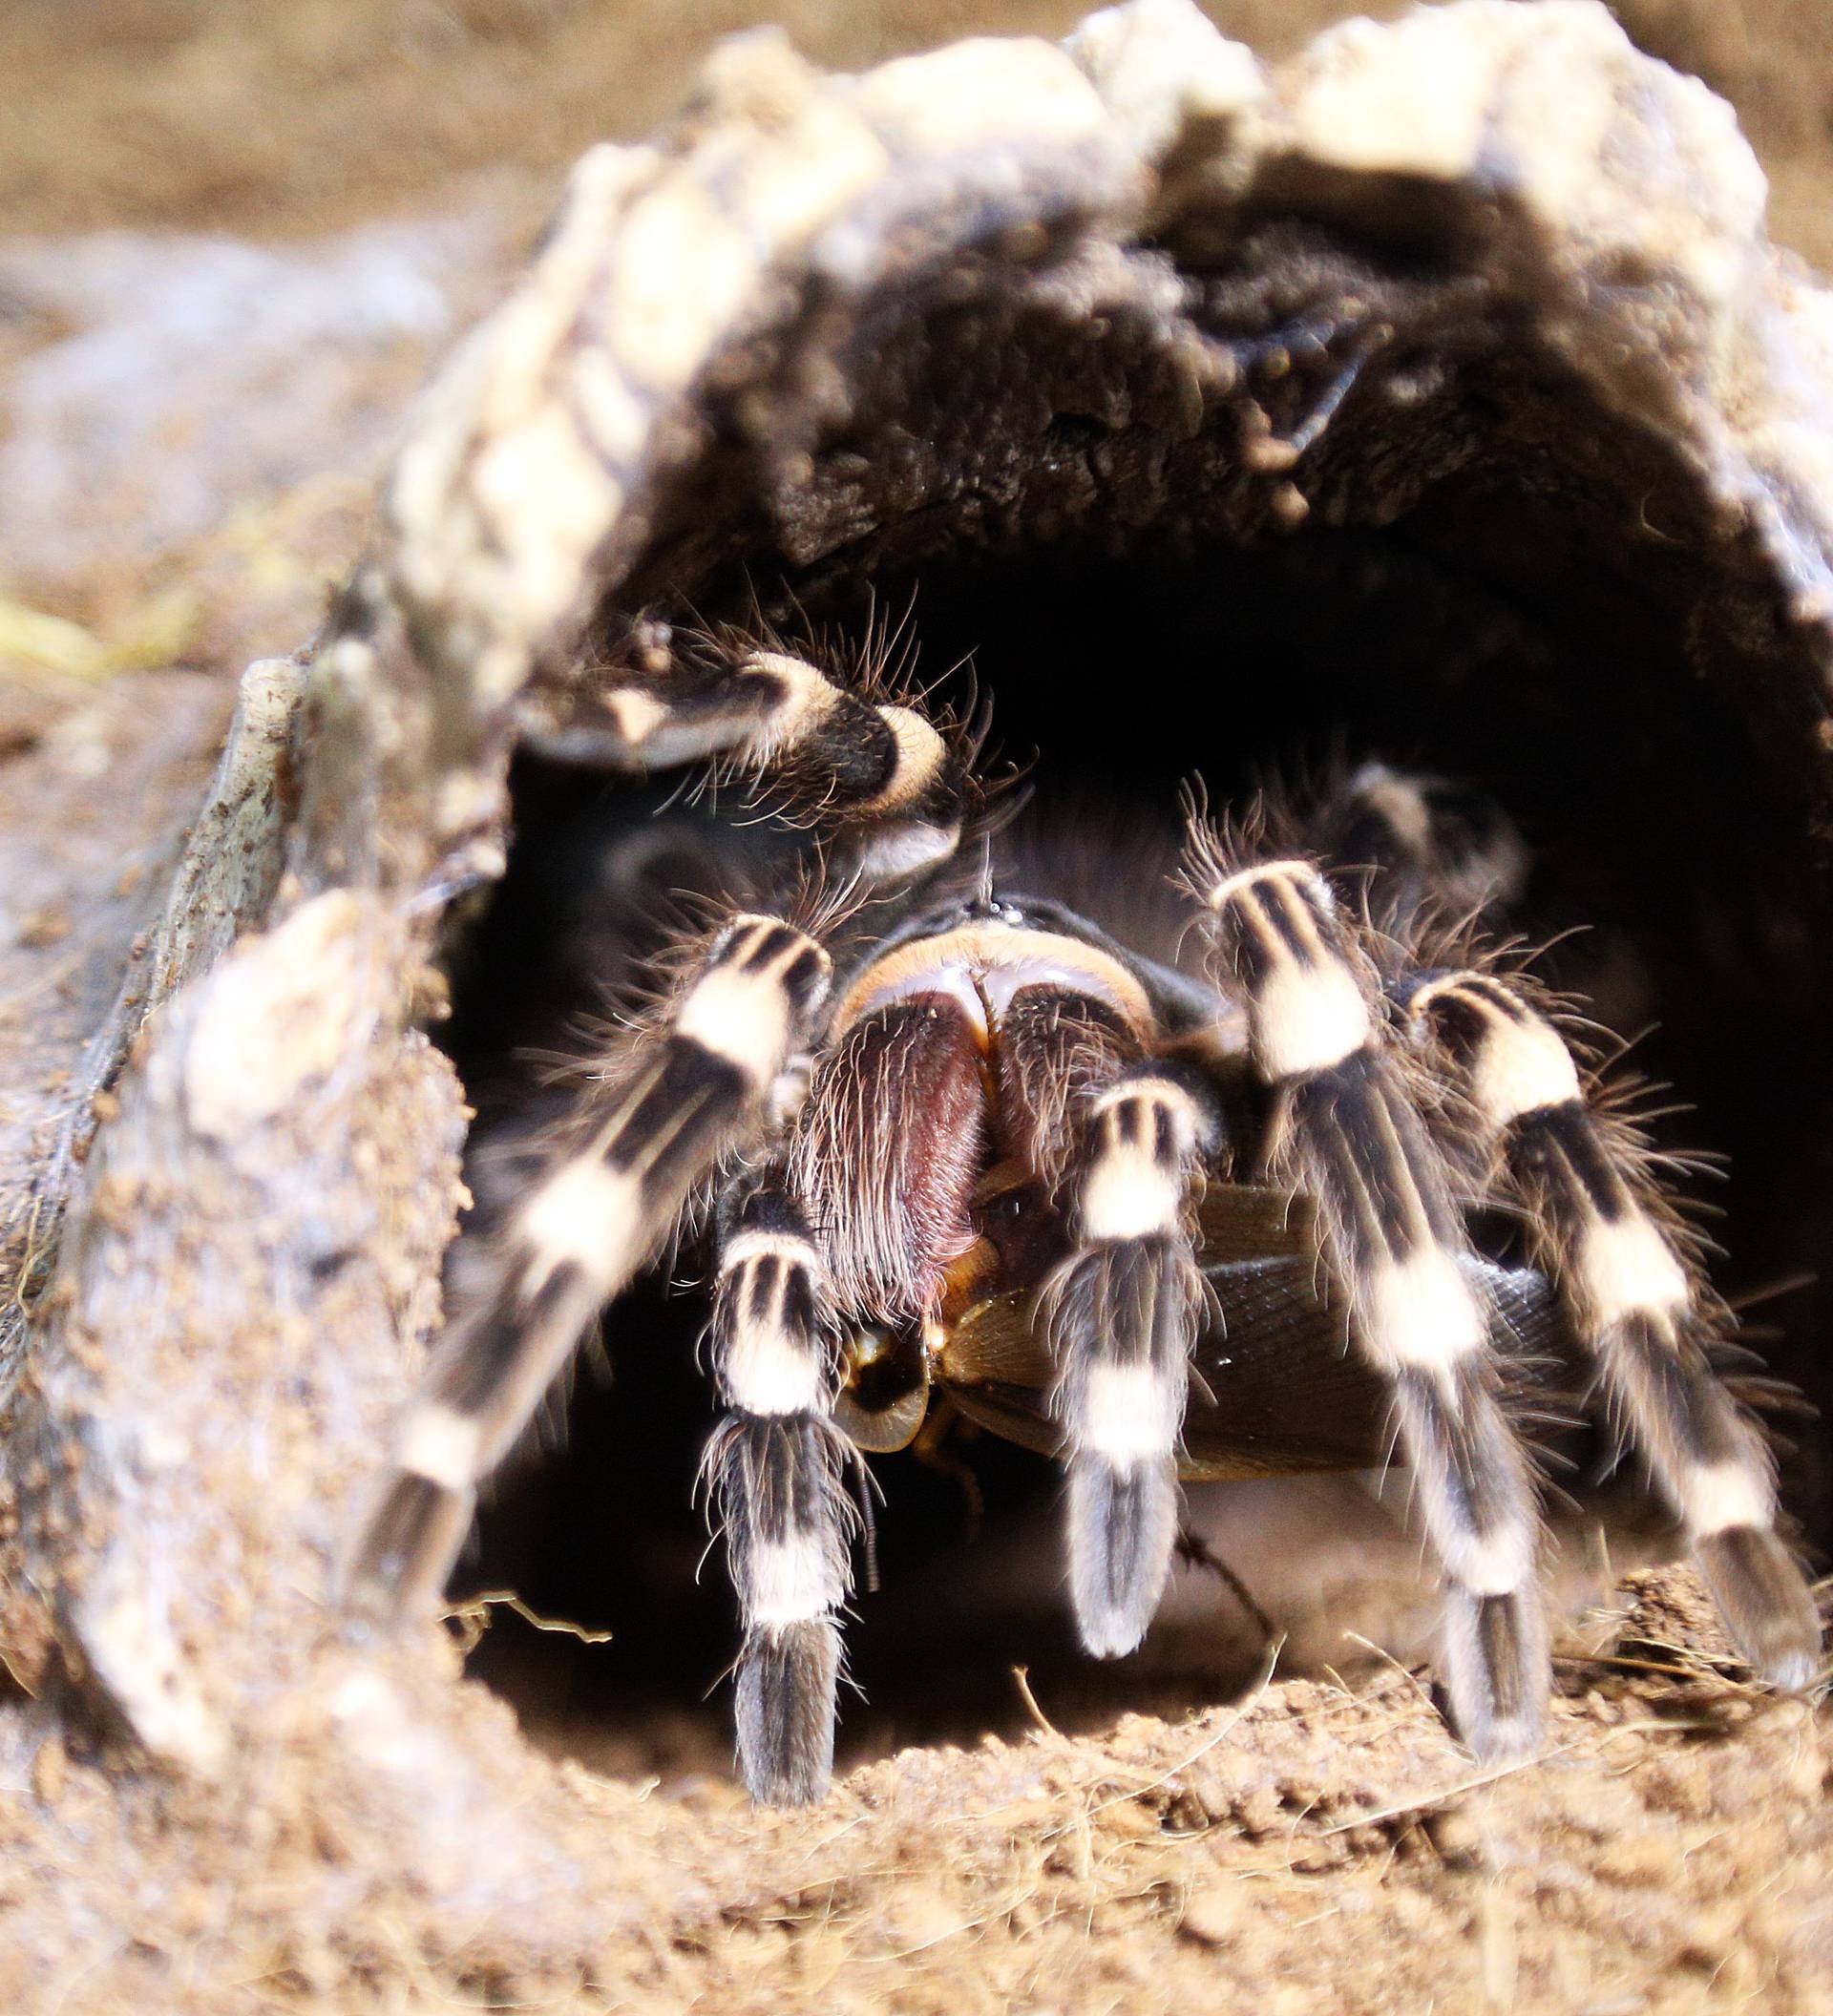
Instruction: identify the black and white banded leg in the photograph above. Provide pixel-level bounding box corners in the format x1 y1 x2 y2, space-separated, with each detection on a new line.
1040 1067 1217 1657
594 640 971 882
1408 969 1823 1688
1198 856 1549 1757
702 1171 857 1804
346 914 832 1623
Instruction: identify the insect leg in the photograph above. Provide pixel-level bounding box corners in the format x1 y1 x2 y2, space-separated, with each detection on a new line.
1196 854 1549 1757
703 1168 856 1805
1408 969 1823 1688
345 914 832 1623
1305 761 1528 935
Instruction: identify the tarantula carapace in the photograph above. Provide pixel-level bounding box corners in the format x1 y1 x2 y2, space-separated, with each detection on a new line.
344 629 1823 1804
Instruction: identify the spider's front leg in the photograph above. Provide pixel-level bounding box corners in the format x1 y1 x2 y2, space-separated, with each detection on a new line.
702 1167 857 1805
345 914 831 1623
591 636 973 882
866 971 1222 1658
1026 1029 1221 1656
1194 852 1549 1757
1407 968 1823 1688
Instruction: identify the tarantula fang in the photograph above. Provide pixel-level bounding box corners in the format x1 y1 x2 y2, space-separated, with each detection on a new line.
344 629 1823 1805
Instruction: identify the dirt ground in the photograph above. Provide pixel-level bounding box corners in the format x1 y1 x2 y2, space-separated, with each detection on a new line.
0 1569 1828 2015
3 3 1833 2012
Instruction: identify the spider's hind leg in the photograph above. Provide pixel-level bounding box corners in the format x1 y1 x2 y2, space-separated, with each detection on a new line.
1329 762 1822 1687
1305 760 1529 937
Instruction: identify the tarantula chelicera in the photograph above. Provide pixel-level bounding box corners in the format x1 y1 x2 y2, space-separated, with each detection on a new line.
344 628 1823 1804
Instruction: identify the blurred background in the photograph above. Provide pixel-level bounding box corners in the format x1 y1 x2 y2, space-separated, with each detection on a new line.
2 0 1831 674
10 0 1832 249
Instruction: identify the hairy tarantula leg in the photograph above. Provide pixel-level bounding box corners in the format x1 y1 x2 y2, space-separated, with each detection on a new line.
1408 971 1823 1689
992 982 1215 1653
1199 858 1549 1757
597 643 969 881
1041 1070 1217 1657
345 915 832 1622
703 1174 856 1806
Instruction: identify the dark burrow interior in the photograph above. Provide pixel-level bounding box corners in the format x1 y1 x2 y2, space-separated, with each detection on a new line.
432 410 1833 1788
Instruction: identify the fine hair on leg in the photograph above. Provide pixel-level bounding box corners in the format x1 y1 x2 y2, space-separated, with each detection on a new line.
1190 839 1549 1757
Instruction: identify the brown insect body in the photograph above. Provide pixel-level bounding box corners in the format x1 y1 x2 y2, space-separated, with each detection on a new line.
837 1177 1581 1483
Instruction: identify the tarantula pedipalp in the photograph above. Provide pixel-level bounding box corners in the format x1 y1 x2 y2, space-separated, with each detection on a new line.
344 631 1823 1805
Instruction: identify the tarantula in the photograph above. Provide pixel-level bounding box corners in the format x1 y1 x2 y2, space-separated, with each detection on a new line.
344 628 1823 1804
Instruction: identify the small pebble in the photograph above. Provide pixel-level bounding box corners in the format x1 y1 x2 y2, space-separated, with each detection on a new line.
1179 1880 1244 1947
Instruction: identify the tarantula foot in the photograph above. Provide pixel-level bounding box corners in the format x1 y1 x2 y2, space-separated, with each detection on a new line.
1439 1587 1550 1760
1044 1079 1212 1663
1066 1451 1179 1659
1439 1586 1549 1761
735 1620 840 1806
343 1472 475 1629
1695 1526 1825 1691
